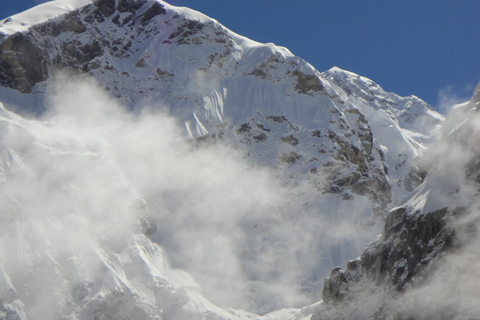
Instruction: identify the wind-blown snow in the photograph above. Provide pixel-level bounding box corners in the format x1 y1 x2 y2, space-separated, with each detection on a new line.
0 77 313 319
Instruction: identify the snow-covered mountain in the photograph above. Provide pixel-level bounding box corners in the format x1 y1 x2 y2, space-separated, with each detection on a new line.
0 0 445 319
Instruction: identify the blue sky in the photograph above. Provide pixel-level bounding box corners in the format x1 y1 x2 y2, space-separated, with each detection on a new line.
2 0 479 110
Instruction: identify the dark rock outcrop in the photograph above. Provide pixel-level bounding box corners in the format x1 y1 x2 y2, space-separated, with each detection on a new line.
0 33 48 93
117 0 147 13
94 0 116 17
35 11 87 37
292 70 324 94
139 1 166 24
314 206 458 320
0 0 168 93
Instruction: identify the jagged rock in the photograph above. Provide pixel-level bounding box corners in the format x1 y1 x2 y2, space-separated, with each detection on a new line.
253 132 267 142
314 207 457 319
322 267 348 304
167 20 204 45
266 115 288 123
35 11 87 36
364 207 455 289
0 33 47 93
279 151 302 164
55 39 103 67
117 0 147 13
94 0 116 17
292 70 324 94
280 134 299 146
139 1 166 24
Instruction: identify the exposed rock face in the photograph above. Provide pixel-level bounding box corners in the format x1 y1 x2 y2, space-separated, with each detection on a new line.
322 267 348 303
0 0 168 92
314 206 463 319
94 0 116 17
315 207 471 320
292 70 325 94
0 33 48 93
116 0 148 13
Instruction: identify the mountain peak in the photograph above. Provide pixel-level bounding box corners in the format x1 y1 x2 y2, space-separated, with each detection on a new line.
323 66 377 85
